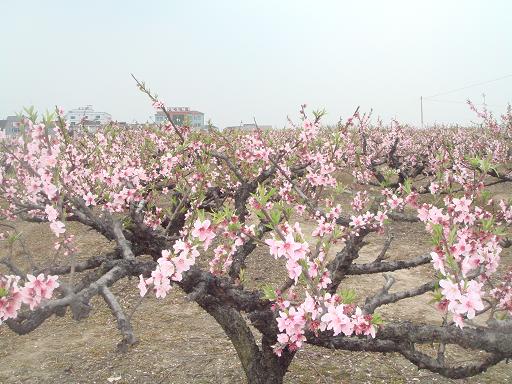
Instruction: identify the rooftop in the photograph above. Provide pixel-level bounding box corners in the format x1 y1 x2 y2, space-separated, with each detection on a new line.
155 108 203 115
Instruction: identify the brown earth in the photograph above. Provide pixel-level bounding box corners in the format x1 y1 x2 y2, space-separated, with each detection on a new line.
1 184 512 383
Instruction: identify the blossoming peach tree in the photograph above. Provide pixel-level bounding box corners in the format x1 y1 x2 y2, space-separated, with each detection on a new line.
1 79 511 383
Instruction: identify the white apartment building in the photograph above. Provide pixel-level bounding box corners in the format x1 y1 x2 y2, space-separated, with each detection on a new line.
154 107 204 128
65 105 112 126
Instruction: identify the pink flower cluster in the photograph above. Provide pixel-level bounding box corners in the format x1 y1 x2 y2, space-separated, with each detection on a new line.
0 274 59 323
438 278 485 327
351 191 369 212
272 292 377 356
499 200 512 224
348 210 387 233
191 219 216 250
417 196 503 328
138 240 198 298
209 220 254 275
152 100 165 110
299 120 320 142
305 152 337 188
45 205 66 237
265 226 309 282
261 220 379 356
491 268 512 316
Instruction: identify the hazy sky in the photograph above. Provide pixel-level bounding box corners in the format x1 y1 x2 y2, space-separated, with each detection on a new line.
1 1 511 128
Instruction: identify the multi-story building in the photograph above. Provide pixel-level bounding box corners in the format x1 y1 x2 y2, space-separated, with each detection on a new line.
0 116 22 136
65 105 112 126
154 107 204 128
224 123 273 131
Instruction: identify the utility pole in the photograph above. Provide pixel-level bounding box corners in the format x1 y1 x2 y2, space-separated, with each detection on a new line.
420 96 424 128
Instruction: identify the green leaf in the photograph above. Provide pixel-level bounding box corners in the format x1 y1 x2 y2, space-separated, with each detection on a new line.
0 287 8 298
339 288 356 304
334 183 346 195
122 217 134 230
402 178 412 195
431 224 443 246
447 226 458 246
430 287 444 303
468 157 481 168
371 313 384 325
480 190 491 204
445 254 459 272
7 232 23 245
239 268 246 285
262 285 277 301
227 222 241 232
197 209 206 221
481 218 494 232
270 209 281 226
313 108 327 121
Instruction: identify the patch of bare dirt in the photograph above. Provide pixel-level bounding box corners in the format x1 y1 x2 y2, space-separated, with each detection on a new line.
1 196 512 383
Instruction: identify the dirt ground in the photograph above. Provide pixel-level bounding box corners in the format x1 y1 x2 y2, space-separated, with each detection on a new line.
1 186 512 383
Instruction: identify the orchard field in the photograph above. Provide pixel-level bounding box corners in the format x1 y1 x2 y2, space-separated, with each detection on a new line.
1 88 512 383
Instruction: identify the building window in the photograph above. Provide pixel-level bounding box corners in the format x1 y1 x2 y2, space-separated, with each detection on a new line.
70 116 75 119
96 115 101 119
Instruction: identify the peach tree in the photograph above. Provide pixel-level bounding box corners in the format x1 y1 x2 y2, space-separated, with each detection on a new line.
1 80 511 383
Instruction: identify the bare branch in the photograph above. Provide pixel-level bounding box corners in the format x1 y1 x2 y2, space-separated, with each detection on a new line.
347 253 431 275
375 233 394 262
363 279 436 314
110 218 135 261
100 286 137 351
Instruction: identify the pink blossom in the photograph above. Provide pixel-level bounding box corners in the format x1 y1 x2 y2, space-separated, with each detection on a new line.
173 239 192 257
157 256 175 277
453 313 464 329
154 278 171 298
286 260 302 282
349 215 365 227
172 254 194 276
43 183 58 200
191 219 216 250
320 304 354 336
280 233 304 260
429 182 440 194
430 251 446 276
45 205 59 222
439 279 461 302
50 221 66 237
277 333 289 344
457 292 484 319
265 237 282 258
138 275 148 297
83 192 97 207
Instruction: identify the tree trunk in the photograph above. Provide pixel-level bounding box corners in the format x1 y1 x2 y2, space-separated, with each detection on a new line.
200 302 293 384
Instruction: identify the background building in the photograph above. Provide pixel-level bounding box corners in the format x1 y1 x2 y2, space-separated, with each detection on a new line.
154 107 204 128
0 116 22 136
66 105 112 126
224 123 273 131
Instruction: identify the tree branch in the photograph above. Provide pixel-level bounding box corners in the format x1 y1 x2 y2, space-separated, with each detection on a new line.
100 286 137 351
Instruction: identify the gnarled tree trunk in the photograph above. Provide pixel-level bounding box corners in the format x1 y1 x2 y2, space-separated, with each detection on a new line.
201 302 293 384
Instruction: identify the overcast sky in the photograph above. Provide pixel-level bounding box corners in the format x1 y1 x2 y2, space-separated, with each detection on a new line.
1 1 511 128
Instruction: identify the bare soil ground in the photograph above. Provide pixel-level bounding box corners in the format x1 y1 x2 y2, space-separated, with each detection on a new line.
1 185 512 383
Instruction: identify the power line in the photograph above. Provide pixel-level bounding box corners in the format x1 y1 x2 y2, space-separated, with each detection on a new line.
426 73 512 99
424 97 467 104
422 97 502 108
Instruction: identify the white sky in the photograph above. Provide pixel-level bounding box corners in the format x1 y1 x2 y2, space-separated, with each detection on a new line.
1 1 511 128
